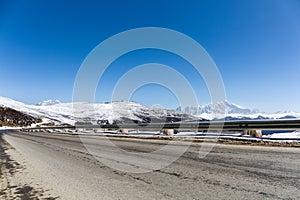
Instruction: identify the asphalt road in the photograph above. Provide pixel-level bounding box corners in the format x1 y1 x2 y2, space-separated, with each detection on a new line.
1 132 300 200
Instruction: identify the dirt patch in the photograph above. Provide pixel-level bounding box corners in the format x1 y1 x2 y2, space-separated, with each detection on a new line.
217 138 300 147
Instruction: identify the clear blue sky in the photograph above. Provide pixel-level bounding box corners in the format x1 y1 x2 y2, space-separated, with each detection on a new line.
0 0 300 112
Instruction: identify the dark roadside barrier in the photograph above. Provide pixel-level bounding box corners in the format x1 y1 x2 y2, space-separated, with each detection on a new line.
0 129 20 134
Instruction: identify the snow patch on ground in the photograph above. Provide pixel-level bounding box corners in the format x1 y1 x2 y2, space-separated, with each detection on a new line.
263 130 300 139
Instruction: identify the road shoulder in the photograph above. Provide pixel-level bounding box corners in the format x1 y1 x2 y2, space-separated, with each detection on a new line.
0 133 59 200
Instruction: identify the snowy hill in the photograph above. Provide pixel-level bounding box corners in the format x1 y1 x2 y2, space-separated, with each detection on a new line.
0 96 196 125
176 100 300 120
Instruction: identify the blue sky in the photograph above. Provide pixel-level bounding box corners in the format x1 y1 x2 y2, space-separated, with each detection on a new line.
0 0 300 112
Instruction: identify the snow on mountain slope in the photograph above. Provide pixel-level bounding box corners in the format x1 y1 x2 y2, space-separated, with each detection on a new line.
0 96 43 117
0 96 195 125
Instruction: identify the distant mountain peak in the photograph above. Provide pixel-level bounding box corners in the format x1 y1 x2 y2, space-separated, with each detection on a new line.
37 99 61 106
177 100 258 115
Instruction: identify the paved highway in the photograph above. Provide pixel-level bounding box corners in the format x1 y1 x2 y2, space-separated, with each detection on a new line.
1 132 300 200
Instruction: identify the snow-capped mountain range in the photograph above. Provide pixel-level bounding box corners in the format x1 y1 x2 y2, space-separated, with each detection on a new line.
0 96 300 126
176 100 300 120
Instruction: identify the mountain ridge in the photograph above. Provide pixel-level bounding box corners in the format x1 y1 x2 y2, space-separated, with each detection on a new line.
1 96 300 126
0 96 197 126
